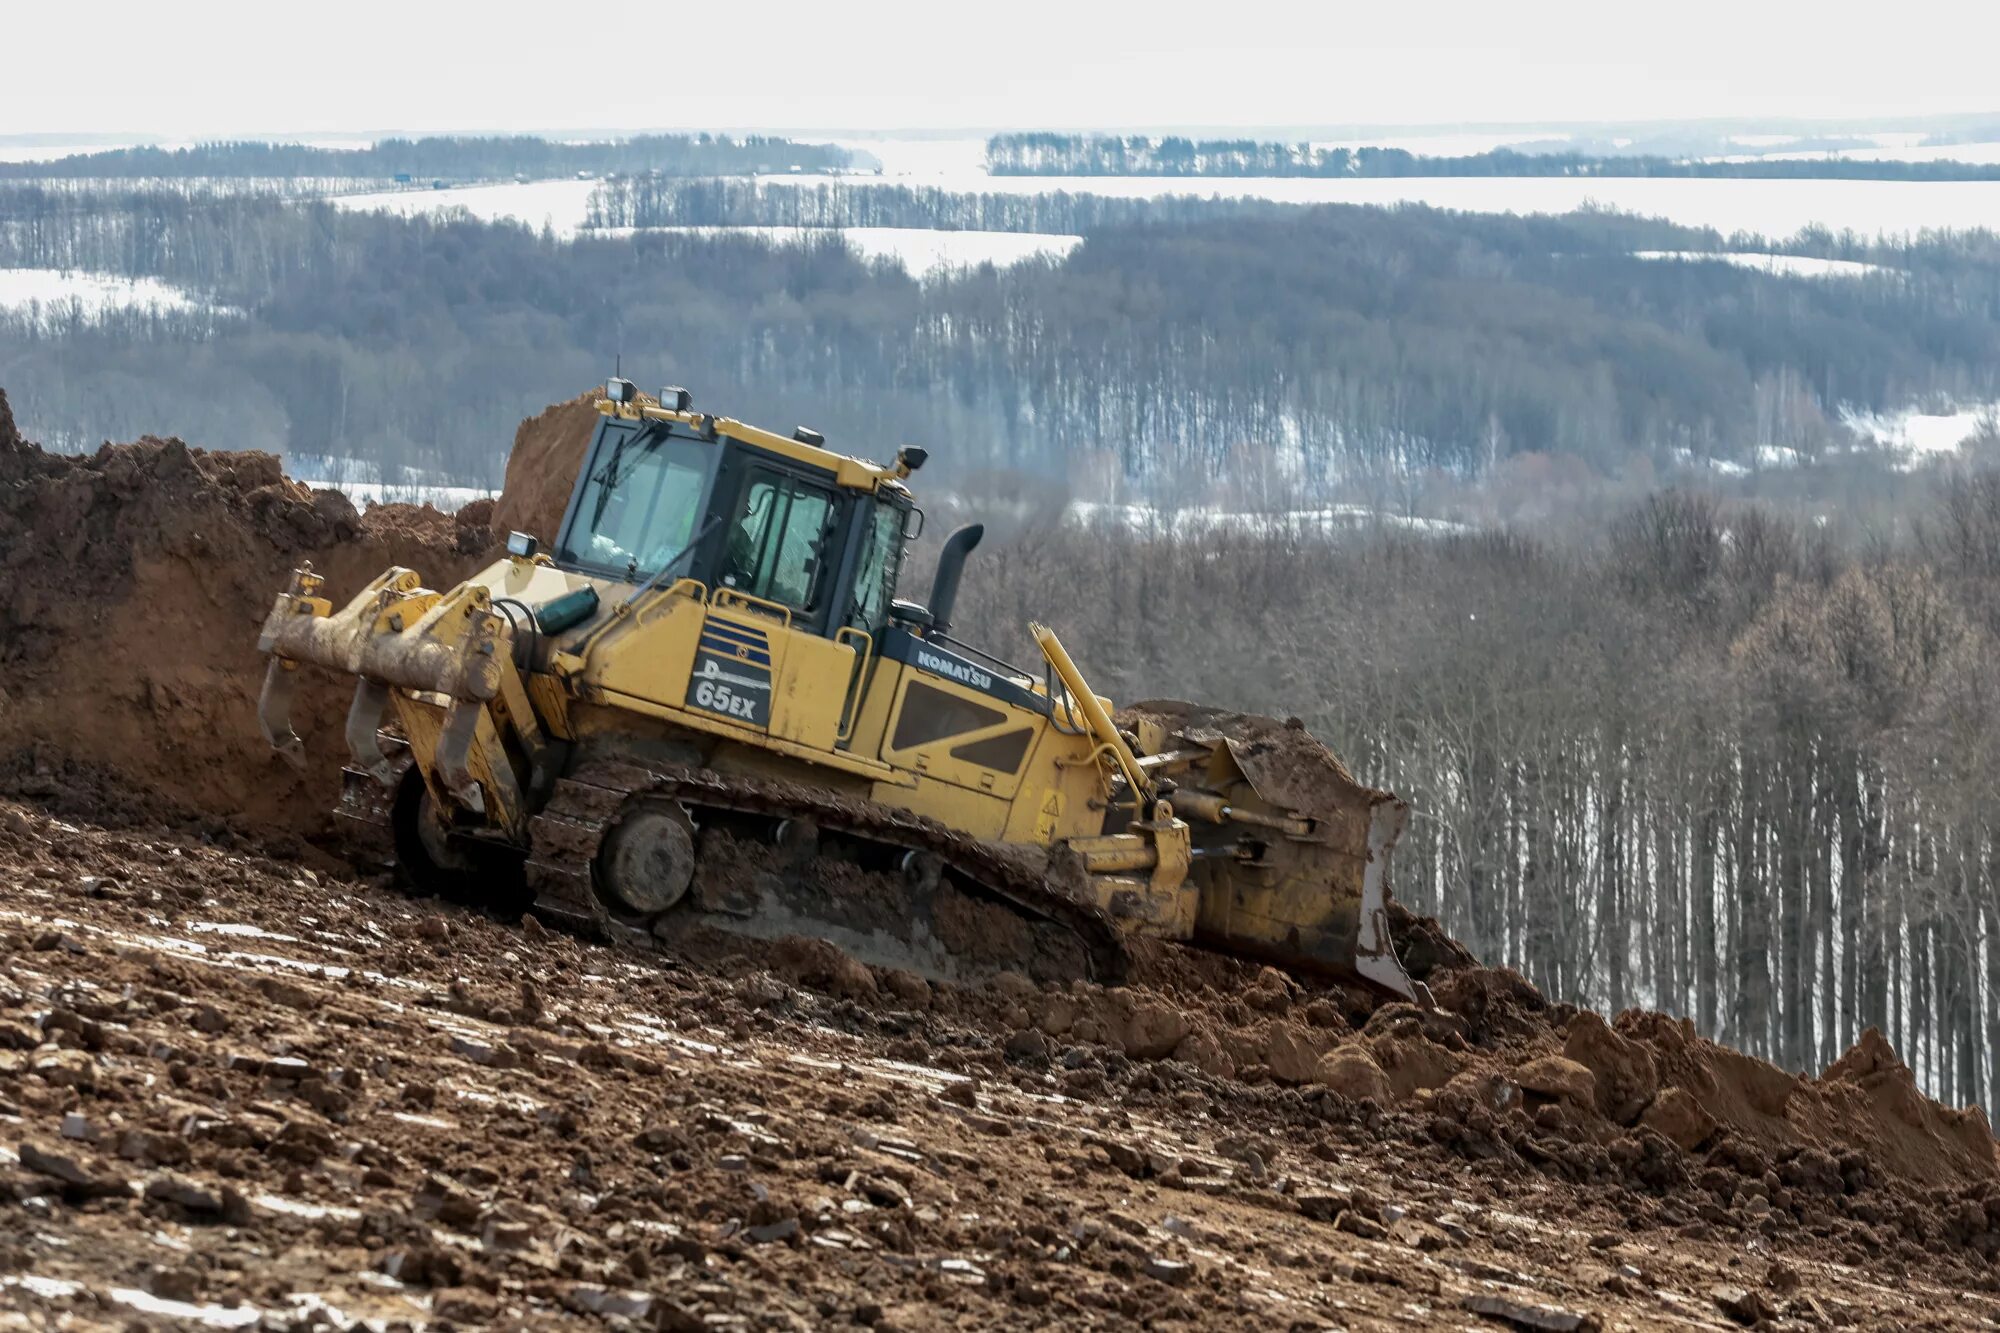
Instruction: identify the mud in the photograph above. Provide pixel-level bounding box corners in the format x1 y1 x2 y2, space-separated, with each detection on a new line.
4 797 2000 1331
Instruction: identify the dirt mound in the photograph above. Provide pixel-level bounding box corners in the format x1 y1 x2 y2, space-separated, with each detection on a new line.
0 402 491 839
1803 1027 1999 1188
489 389 601 545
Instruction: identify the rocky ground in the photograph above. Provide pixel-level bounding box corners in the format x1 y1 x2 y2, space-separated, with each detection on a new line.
3 798 1998 1332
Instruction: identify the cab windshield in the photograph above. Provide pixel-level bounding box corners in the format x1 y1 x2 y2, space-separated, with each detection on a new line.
558 424 714 577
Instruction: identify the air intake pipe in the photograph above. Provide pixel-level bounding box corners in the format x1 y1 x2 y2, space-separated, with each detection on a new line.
928 523 983 636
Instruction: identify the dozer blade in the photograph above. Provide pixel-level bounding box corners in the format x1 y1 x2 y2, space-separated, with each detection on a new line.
1118 700 1427 1003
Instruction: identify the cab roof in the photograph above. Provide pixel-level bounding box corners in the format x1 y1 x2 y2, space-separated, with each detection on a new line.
597 397 913 496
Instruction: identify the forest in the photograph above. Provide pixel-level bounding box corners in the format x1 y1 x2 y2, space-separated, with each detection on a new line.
984 133 2000 180
0 134 852 181
6 182 2000 496
949 476 2000 1112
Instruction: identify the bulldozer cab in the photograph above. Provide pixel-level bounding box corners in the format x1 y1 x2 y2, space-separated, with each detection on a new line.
552 397 914 643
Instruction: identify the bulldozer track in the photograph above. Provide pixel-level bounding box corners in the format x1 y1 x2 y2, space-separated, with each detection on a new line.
523 759 1132 983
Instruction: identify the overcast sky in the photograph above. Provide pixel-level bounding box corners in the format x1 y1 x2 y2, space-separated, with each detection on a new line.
7 1 1998 138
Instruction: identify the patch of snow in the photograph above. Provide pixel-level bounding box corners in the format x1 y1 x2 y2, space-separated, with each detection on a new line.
1668 448 1752 476
1631 250 1884 279
1710 140 2000 166
107 1288 263 1328
252 1193 362 1221
2 1275 84 1299
1844 402 2000 460
333 481 495 510
186 921 301 943
1064 501 1465 536
390 1111 458 1130
0 267 221 320
824 136 989 178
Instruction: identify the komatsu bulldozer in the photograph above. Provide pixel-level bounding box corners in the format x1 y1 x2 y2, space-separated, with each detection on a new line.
257 379 1421 998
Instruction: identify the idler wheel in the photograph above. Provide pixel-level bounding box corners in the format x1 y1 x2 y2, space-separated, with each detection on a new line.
596 801 698 918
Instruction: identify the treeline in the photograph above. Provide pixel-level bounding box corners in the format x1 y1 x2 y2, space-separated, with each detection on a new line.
585 176 1303 233
5 185 2000 493
953 478 2000 1111
985 133 2000 181
0 134 852 182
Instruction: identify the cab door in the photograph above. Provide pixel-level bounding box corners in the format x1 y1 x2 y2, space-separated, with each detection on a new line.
685 457 856 752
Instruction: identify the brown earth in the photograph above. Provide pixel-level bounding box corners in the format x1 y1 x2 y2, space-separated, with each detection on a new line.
0 389 494 842
5 799 2000 1331
488 391 603 549
2 385 1999 1327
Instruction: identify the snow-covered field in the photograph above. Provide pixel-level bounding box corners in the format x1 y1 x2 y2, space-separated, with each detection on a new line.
327 169 2000 250
335 180 1081 272
288 454 497 510
0 268 216 320
1714 141 2000 166
330 179 601 233
789 172 2000 242
1632 251 1886 279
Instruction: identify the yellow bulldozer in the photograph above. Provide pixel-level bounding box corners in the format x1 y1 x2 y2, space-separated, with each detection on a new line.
257 379 1422 998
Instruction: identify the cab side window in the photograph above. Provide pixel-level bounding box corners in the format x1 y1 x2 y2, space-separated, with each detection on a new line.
847 500 906 632
722 470 836 611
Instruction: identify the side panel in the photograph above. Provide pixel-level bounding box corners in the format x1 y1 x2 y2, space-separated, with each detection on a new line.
768 630 857 752
867 773 1016 841
588 594 708 711
845 657 907 758
877 670 1044 801
1000 725 1109 844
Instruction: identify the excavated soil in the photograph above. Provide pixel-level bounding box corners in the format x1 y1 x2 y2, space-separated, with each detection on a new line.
2 386 1999 1327
0 389 494 842
488 391 603 551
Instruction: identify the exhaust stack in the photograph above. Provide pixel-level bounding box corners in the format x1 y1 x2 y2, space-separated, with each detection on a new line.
927 523 983 636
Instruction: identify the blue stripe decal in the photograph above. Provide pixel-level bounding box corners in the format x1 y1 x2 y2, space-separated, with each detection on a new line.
701 619 770 648
700 636 772 667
